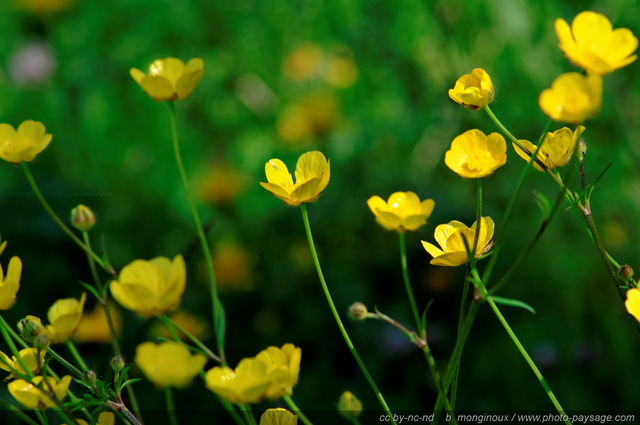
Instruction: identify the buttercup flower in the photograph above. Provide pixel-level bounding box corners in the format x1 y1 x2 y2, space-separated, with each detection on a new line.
110 255 186 316
260 151 330 206
260 408 298 425
75 412 115 425
422 217 495 267
448 68 494 110
513 126 586 171
130 58 204 102
445 130 507 178
135 341 207 389
8 375 72 409
539 73 602 124
0 256 21 310
0 348 46 380
0 121 52 164
44 293 86 343
367 192 435 232
555 11 638 76
205 343 301 404
625 288 640 323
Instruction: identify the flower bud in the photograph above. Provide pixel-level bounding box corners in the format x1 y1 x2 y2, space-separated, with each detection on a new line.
33 334 50 351
111 355 125 373
348 302 368 320
619 265 634 279
337 391 363 421
18 315 44 344
83 370 98 391
578 138 587 163
70 204 96 232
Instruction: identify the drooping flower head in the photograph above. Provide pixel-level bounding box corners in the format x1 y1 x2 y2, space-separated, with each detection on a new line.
555 11 638 76
625 288 640 323
448 68 494 110
8 375 72 409
44 293 86 343
367 192 435 232
260 151 330 206
130 58 204 102
539 73 602 124
422 217 495 267
445 130 507 178
513 126 586 171
0 256 22 310
0 121 51 164
135 341 207 389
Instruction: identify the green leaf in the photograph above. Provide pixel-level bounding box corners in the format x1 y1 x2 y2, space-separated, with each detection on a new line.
488 295 536 315
79 281 102 301
215 298 226 354
119 378 142 392
420 300 434 336
532 190 551 220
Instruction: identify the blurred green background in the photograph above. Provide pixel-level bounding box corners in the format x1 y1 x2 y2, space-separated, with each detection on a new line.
1 0 640 422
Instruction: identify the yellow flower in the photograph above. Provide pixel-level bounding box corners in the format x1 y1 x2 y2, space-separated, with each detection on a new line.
260 151 330 206
445 130 507 178
539 73 602 124
625 288 640 322
73 303 121 344
555 11 638 76
255 344 301 399
260 408 298 425
15 0 74 14
0 348 46 380
44 293 86 343
8 375 72 409
130 58 204 102
110 255 186 316
205 343 301 404
75 412 115 425
421 217 495 267
135 341 207 389
448 68 494 110
0 256 21 310
367 192 435 232
0 121 52 164
337 391 363 422
0 236 7 256
151 310 209 342
513 126 586 171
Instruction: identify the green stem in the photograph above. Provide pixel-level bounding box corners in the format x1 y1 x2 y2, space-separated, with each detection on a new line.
283 395 313 425
0 315 33 380
159 314 221 362
239 404 257 425
167 102 225 363
82 231 103 291
65 340 88 371
165 387 179 425
300 204 396 425
420 347 458 425
481 287 571 424
34 410 49 425
21 163 112 274
398 232 421 332
47 347 83 378
0 397 40 425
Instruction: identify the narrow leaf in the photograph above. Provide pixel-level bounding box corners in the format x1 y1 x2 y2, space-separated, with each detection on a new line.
532 190 551 220
489 295 536 315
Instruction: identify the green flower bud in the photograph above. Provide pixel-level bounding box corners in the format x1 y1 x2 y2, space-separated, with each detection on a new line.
111 355 125 373
18 315 44 344
337 391 363 421
348 302 368 320
70 204 96 232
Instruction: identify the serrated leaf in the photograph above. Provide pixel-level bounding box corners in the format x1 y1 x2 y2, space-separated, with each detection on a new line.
532 190 551 220
488 295 536 315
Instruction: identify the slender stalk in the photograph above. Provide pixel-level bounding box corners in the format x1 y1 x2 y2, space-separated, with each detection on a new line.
299 204 396 425
167 102 225 363
160 314 222 362
0 397 40 425
65 340 88 371
420 347 458 425
0 315 33 380
34 410 49 425
165 387 179 425
21 163 112 273
47 348 83 378
283 395 313 425
398 232 421 331
239 404 257 425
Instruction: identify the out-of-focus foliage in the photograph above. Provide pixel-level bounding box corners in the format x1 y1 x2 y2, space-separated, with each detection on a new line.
1 0 640 421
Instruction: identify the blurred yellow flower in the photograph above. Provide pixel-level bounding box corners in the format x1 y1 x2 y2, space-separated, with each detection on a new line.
151 311 209 342
73 303 121 344
282 42 324 81
197 163 247 205
110 255 186 316
255 344 301 399
205 343 301 404
448 68 494 110
0 121 52 164
15 0 74 14
276 93 339 144
445 130 507 178
513 126 586 171
367 192 435 232
260 408 298 425
539 73 602 124
337 391 363 422
422 217 495 267
75 412 115 425
44 293 86 343
0 256 21 310
130 58 204 102
0 348 45 380
212 242 254 290
135 341 207 389
260 151 330 206
0 236 6 256
625 288 640 322
8 375 72 409
555 11 638 76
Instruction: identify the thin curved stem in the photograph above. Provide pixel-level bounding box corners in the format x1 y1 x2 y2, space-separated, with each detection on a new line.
165 387 179 425
398 232 421 332
299 204 396 425
159 314 222 362
283 395 313 425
